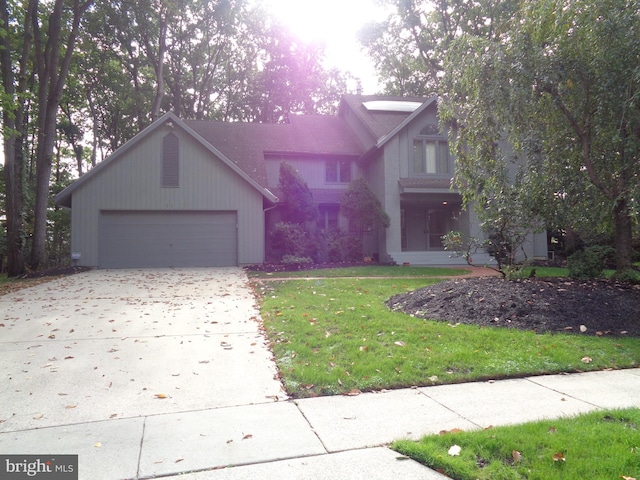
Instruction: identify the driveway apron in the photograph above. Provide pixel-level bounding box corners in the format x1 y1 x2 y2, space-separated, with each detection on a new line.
0 267 286 432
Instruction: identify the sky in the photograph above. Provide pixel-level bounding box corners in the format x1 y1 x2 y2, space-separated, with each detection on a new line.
259 0 391 94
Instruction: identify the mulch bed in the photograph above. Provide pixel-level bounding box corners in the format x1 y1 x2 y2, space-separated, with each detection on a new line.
387 277 640 337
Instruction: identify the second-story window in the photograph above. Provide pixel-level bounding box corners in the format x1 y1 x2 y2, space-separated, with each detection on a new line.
412 139 450 174
325 159 352 183
412 124 450 175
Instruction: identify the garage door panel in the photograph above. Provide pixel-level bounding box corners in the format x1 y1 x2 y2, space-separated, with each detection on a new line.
100 211 237 268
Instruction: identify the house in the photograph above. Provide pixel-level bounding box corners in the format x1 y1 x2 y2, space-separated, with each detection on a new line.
54 94 548 268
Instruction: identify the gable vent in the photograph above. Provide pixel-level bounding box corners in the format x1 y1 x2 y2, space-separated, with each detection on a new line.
162 133 179 187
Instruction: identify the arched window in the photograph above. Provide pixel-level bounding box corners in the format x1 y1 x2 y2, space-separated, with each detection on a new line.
162 133 179 187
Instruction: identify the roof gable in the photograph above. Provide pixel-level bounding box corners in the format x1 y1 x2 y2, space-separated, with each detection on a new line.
54 112 278 207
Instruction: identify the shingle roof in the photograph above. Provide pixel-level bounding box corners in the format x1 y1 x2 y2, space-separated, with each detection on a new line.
399 178 456 190
185 115 364 189
340 94 431 141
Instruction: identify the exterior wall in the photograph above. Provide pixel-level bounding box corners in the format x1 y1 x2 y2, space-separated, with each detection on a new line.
70 125 265 266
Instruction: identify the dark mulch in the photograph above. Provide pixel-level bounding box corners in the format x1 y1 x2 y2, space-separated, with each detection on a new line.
387 277 640 337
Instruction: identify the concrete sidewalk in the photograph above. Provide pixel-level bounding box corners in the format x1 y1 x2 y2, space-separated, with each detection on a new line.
0 269 638 479
2 368 638 479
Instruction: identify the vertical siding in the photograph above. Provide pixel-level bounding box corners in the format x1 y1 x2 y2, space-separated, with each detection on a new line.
70 126 265 266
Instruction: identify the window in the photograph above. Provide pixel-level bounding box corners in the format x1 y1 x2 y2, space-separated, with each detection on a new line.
412 125 450 175
412 139 450 174
413 139 449 174
317 205 339 231
162 133 179 187
325 159 352 183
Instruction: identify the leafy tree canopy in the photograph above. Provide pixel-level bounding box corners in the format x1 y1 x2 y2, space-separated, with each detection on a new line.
441 0 640 272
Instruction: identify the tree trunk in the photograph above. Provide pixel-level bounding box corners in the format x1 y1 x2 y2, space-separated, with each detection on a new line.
613 198 634 273
29 0 93 270
0 0 32 276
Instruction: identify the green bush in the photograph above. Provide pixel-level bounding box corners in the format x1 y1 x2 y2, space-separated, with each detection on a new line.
269 222 317 262
567 245 614 279
325 230 363 263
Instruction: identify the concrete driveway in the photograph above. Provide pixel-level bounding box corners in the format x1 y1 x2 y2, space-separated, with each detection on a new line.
0 268 296 477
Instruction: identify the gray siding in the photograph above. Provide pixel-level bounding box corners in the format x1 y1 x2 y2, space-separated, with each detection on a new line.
70 125 265 266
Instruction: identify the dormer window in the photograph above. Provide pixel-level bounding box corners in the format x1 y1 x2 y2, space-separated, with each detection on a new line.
162 133 179 187
412 125 450 175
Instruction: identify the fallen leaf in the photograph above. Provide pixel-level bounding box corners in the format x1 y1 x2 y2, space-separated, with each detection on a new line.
65 405 77 409
242 433 253 440
154 393 168 399
548 426 558 434
579 325 587 333
394 341 406 347
94 442 102 448
581 356 593 364
33 413 44 420
64 356 74 360
512 450 522 463
620 476 636 480
552 452 565 462
439 428 464 435
175 458 184 463
448 445 462 456
346 388 361 396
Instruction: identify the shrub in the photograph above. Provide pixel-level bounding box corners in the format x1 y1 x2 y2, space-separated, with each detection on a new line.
567 245 614 279
270 222 317 262
324 230 363 263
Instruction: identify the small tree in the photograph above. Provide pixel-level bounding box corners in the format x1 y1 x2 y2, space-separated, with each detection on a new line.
278 162 317 225
340 177 390 239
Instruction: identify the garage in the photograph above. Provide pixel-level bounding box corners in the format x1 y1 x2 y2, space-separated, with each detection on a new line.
99 211 238 268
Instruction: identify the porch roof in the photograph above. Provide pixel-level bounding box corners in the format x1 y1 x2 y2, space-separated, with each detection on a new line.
399 177 458 193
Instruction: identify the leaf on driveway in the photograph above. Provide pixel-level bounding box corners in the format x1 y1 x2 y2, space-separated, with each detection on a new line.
32 413 44 420
154 393 169 399
346 388 361 396
242 433 253 440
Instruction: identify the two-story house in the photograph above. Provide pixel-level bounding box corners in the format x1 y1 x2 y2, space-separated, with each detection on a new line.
55 94 548 268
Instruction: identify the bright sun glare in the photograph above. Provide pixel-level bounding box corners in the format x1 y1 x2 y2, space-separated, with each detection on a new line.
259 0 389 92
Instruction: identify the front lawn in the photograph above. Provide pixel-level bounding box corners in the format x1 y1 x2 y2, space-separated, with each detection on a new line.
393 408 640 480
256 273 640 398
246 265 470 279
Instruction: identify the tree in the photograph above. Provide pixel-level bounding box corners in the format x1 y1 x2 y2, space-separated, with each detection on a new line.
277 162 317 224
340 178 390 237
442 0 640 274
359 0 516 96
0 0 31 276
30 0 94 271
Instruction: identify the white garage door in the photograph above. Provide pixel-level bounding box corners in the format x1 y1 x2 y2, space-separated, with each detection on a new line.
99 211 237 268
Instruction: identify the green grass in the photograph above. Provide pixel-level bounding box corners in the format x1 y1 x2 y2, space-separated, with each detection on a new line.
247 265 470 279
393 408 640 480
257 277 640 397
